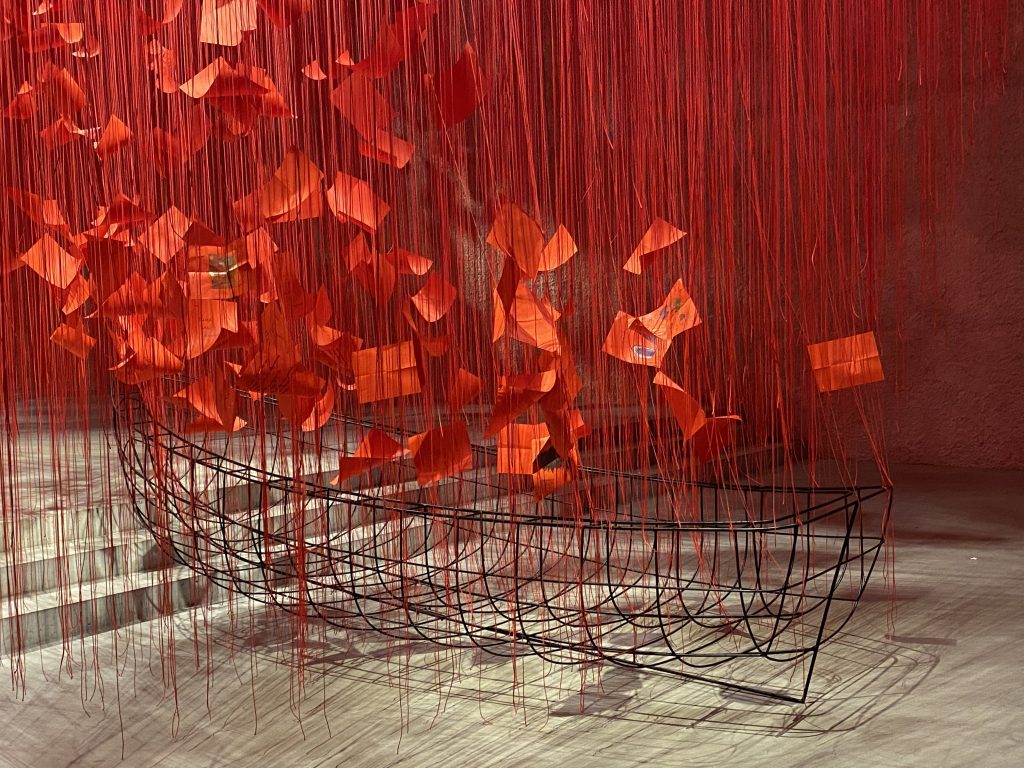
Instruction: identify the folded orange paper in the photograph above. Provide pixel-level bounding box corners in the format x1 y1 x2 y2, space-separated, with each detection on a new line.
654 372 741 462
331 72 395 139
333 428 404 485
602 311 669 367
21 235 81 289
623 218 686 274
199 0 258 47
493 263 560 352
496 423 550 475
352 340 422 403
486 367 557 436
435 43 485 126
449 367 483 413
266 149 323 221
487 201 546 278
409 421 472 486
807 332 884 393
50 319 96 360
327 172 390 233
411 272 457 322
636 280 701 340
532 465 575 499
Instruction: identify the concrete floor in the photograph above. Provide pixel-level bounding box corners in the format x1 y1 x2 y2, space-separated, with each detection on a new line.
0 464 1021 767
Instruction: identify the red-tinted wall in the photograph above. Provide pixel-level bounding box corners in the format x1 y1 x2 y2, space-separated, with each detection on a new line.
879 8 1024 469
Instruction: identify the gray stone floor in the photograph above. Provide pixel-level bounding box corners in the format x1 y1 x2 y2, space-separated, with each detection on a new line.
0 464 1021 767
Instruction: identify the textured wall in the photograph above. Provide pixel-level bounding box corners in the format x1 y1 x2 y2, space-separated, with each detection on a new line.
880 18 1024 470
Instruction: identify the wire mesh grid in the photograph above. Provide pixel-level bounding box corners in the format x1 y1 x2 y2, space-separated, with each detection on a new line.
114 387 889 703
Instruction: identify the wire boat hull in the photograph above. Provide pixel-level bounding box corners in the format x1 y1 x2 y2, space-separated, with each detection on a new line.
117 391 889 703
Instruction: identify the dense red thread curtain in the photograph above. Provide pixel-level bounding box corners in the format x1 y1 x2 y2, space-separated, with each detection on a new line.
0 0 1008 701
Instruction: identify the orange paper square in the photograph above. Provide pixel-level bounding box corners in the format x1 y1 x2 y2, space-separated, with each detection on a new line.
807 332 884 393
352 340 422 403
496 423 550 475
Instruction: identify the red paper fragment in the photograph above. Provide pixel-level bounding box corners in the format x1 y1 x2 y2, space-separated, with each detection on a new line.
340 24 403 79
435 43 485 125
635 279 701 341
82 237 132 302
37 63 86 114
416 332 449 357
199 0 258 47
411 272 457 322
71 34 101 59
20 23 84 53
358 129 415 169
654 372 741 462
352 340 422 403
532 465 574 499
95 193 152 229
539 225 578 272
7 187 68 231
312 328 363 374
139 207 190 263
602 311 669 367
493 263 560 352
302 59 330 81
180 58 268 99
260 145 323 219
61 274 91 315
113 326 184 384
485 367 558 436
20 235 81 289
653 372 705 439
331 72 394 139
337 2 433 81
236 302 304 393
689 417 742 464
623 218 686 274
333 428 404 484
210 62 292 134
409 421 472 486
172 366 240 430
345 234 396 302
807 332 885 392
449 367 483 413
326 172 390 232
94 114 132 159
181 299 239 358
50 320 95 359
148 41 180 93
300 382 335 431
385 247 432 275
540 398 588 460
97 273 150 317
487 201 545 278
40 117 90 149
496 422 550 475
4 81 36 119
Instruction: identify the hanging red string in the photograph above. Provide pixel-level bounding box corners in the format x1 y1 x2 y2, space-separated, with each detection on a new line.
0 0 1008 715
